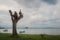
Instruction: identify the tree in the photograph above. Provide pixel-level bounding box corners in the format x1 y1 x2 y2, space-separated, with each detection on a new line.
9 9 23 36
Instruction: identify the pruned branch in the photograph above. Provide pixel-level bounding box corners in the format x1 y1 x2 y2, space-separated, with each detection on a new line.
9 9 23 23
18 10 23 20
9 10 14 22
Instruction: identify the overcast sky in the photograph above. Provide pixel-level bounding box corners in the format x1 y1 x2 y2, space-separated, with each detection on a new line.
0 0 60 28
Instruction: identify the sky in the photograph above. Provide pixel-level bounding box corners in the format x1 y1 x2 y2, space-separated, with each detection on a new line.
0 0 60 28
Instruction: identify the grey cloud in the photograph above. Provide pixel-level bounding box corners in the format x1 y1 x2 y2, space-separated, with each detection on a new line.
0 0 60 28
31 18 60 28
0 10 8 14
42 0 57 5
0 10 11 24
15 0 41 9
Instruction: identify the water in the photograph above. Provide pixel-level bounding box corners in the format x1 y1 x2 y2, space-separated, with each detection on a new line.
0 29 60 35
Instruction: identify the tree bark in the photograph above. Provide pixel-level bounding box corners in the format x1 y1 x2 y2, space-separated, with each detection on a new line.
9 10 23 37
12 21 17 36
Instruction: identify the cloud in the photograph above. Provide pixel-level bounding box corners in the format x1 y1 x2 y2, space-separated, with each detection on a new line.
0 0 22 11
0 0 21 27
16 0 60 28
0 0 60 28
15 0 41 9
42 0 57 5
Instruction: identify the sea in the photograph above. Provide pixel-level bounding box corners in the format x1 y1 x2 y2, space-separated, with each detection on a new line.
0 29 60 35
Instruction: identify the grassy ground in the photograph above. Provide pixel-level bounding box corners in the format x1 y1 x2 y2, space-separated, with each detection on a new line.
0 33 60 40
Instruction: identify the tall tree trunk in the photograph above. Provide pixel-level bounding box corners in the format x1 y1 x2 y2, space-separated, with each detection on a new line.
12 21 17 36
9 10 23 37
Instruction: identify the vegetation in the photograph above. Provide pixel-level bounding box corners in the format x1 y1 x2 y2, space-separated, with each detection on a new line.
9 9 23 36
0 33 60 40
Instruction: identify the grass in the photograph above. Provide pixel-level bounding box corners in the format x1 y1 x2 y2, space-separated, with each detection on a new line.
0 33 60 40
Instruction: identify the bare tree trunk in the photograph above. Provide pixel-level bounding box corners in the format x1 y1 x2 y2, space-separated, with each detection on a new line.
12 21 17 36
9 10 23 37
